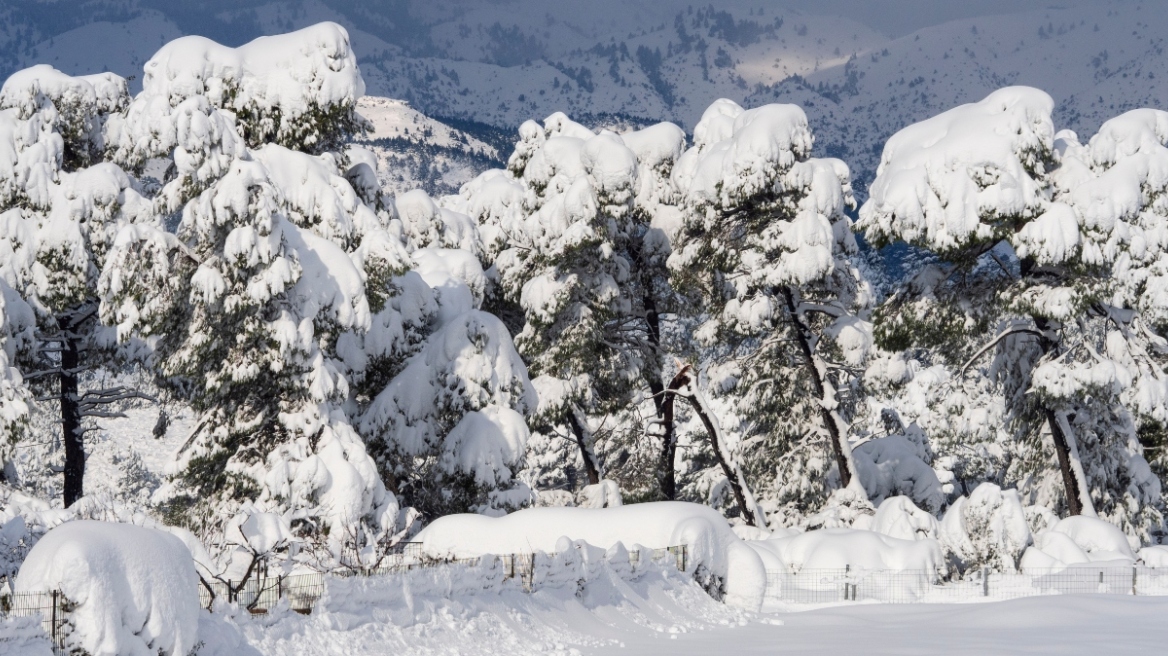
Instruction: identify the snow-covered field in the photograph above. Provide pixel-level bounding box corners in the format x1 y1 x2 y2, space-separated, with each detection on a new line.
185 587 1168 656
612 595 1168 656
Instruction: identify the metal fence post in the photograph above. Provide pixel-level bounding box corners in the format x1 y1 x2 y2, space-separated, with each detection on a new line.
51 590 59 653
1132 566 1138 596
982 567 989 597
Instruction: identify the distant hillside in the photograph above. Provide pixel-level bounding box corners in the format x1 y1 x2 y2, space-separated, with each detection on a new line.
4 0 1165 189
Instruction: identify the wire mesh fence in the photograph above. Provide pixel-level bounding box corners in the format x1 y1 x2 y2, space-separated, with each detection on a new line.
764 565 1168 604
195 542 690 614
0 589 70 654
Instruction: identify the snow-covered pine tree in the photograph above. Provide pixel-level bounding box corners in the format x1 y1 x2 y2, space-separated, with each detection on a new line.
668 99 874 527
0 64 160 506
0 280 32 479
860 88 1166 541
449 114 651 493
351 185 539 519
99 24 399 539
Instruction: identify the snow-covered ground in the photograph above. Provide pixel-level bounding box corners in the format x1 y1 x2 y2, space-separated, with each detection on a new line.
605 595 1168 656
198 588 1168 656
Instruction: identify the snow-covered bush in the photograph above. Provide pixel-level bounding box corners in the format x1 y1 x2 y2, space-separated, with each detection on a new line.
747 527 946 575
414 501 767 609
853 427 945 513
1019 515 1136 570
938 483 1031 573
866 495 939 541
15 520 199 656
360 309 538 518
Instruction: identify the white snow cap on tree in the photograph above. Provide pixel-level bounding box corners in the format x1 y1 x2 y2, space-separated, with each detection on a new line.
0 65 127 170
137 22 365 150
861 86 1055 255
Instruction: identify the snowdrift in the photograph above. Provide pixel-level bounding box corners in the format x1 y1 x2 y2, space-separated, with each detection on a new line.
14 521 199 656
414 502 767 608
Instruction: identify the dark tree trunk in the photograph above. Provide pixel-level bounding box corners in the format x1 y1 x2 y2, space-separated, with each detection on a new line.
1033 316 1090 516
1045 408 1084 516
657 366 692 500
781 287 856 489
683 385 758 526
59 316 84 507
567 411 601 486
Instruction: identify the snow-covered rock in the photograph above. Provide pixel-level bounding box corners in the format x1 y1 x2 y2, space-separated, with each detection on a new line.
14 520 199 656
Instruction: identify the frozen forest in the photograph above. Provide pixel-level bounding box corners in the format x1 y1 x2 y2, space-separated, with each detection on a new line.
2 9 1168 656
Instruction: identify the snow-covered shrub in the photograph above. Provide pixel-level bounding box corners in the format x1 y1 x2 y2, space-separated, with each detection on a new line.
15 520 198 656
747 528 946 575
853 427 945 513
360 309 537 518
414 501 767 609
1019 515 1136 570
866 495 939 541
577 479 623 508
1139 545 1168 567
938 483 1031 573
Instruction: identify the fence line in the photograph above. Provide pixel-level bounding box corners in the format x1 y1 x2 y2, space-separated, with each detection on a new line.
764 565 1168 604
0 543 687 654
0 589 69 654
196 543 689 614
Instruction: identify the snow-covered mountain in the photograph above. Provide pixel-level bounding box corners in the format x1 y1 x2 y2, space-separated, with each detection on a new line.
8 3 1167 191
354 96 507 195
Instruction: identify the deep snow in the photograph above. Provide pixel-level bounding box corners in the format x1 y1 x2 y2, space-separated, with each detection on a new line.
595 595 1168 656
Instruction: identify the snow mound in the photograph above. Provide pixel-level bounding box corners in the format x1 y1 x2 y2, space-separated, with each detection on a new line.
14 520 199 656
866 495 939 541
1139 545 1168 567
748 528 945 575
414 502 767 609
1020 515 1136 571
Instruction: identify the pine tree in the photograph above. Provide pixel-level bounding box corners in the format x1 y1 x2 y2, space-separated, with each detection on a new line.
860 88 1166 540
99 24 397 538
668 99 874 526
0 65 158 506
453 114 650 490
